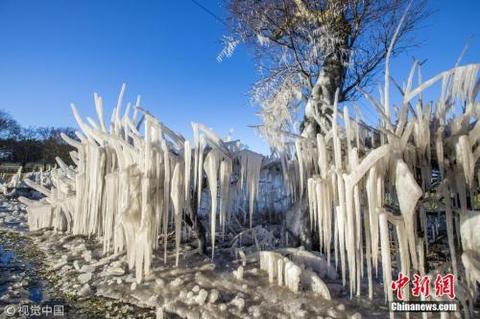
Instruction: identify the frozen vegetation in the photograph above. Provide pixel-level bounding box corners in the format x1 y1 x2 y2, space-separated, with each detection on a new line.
0 6 479 314
0 56 477 318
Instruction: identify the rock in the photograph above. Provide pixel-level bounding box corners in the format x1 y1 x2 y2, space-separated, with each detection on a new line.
145 295 156 303
124 274 135 283
192 285 200 293
61 254 73 262
233 266 244 280
78 272 92 284
208 289 219 303
248 305 261 318
80 265 96 273
230 295 245 311
248 268 258 275
308 270 332 300
199 263 215 271
82 250 92 262
195 289 208 305
336 304 345 311
110 260 125 267
78 283 91 297
106 266 125 276
116 278 122 284
52 260 68 271
170 278 183 287
155 278 165 287
349 313 362 319
144 272 156 281
73 260 81 270
218 304 227 311
130 282 137 290
74 243 87 253
327 308 339 318
60 264 72 273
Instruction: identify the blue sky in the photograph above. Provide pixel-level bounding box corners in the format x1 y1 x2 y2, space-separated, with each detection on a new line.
0 0 479 154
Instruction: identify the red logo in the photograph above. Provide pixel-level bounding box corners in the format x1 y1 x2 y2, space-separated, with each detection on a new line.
434 274 455 299
391 273 455 300
391 272 410 300
412 273 430 298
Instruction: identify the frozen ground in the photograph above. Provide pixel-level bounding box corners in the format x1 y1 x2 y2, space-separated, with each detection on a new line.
0 195 474 319
0 196 156 319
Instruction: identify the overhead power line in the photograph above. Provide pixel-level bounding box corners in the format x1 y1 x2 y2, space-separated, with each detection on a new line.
189 0 227 26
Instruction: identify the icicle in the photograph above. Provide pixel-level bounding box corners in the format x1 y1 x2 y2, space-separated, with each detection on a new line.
435 127 445 178
162 140 171 264
395 159 422 270
343 172 356 297
332 103 347 286
308 178 317 234
442 180 458 276
184 141 191 203
366 167 379 275
456 135 475 188
342 145 390 295
386 211 411 304
219 158 232 235
192 123 199 193
114 83 126 135
460 210 480 290
295 140 305 199
343 107 353 160
378 210 393 309
316 134 328 179
284 259 302 293
362 193 374 299
352 164 362 296
204 150 221 258
197 137 206 212
171 162 184 266
239 150 263 228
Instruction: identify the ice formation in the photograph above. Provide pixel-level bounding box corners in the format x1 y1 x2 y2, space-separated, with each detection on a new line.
0 166 31 195
460 210 480 292
16 55 480 318
239 150 263 228
19 87 273 283
259 250 331 300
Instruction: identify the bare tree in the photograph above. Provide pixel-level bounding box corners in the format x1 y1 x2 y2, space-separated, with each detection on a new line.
35 127 77 165
225 0 429 148
0 110 21 139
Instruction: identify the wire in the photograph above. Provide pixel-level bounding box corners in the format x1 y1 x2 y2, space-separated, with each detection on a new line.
189 0 227 26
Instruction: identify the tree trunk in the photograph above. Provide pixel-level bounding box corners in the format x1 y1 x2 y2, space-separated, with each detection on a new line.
302 53 345 138
189 186 207 254
285 198 312 249
297 22 349 248
184 210 207 254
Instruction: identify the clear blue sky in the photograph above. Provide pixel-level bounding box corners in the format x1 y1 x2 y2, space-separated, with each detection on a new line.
0 0 479 154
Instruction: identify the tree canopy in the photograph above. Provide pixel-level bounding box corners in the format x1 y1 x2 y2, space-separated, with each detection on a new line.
225 0 429 151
